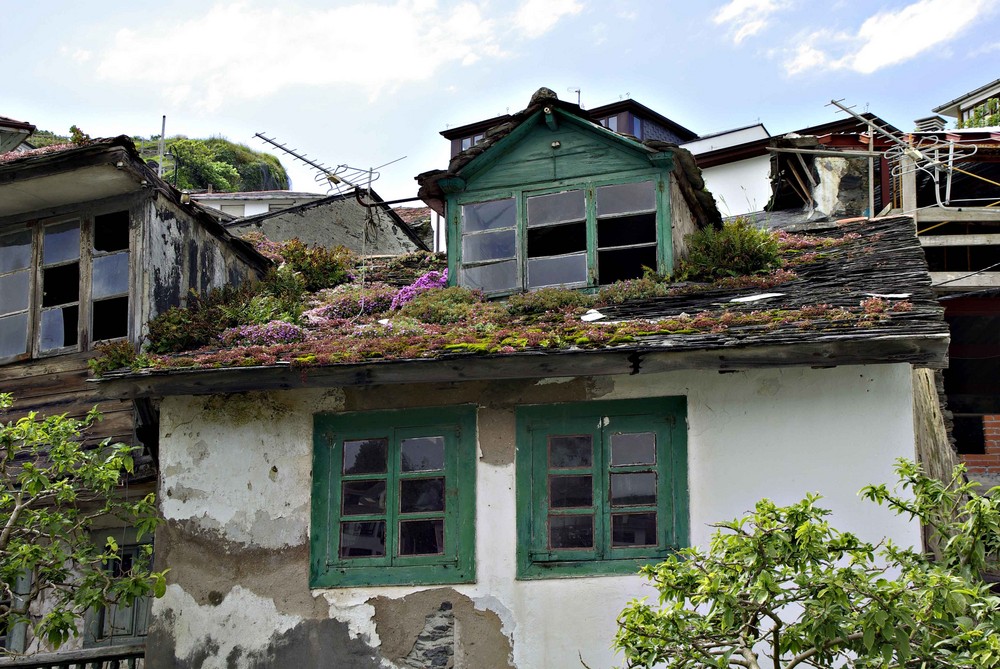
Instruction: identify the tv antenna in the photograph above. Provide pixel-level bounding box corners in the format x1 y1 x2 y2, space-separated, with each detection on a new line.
254 132 405 196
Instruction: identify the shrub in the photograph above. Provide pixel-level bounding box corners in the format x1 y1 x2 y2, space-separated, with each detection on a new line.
276 239 353 291
505 287 592 316
399 286 493 324
595 277 673 306
88 340 150 377
311 282 397 320
145 283 256 353
683 217 780 280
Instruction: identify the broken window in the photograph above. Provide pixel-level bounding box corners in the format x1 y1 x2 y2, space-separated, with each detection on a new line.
516 397 687 578
40 221 81 352
312 406 476 587
596 181 657 284
527 189 587 288
92 211 130 342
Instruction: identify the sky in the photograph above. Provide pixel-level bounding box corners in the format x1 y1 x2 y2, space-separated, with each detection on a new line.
5 0 999 201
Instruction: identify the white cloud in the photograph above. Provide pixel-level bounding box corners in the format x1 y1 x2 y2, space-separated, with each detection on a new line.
513 0 583 39
87 0 578 112
783 0 992 75
713 0 791 44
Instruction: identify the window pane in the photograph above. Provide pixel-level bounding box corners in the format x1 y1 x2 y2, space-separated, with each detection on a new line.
401 436 445 472
341 479 386 515
612 512 657 547
550 515 593 549
598 245 657 284
549 435 592 468
461 260 517 293
0 270 29 315
399 519 445 555
42 263 80 307
611 472 657 506
597 181 656 216
527 190 585 227
462 229 515 263
0 313 28 358
528 253 588 289
597 213 656 248
94 211 130 252
40 305 78 351
400 477 445 513
93 296 129 341
0 229 32 273
611 432 656 466
340 521 386 558
461 199 515 233
43 221 80 265
93 252 129 298
344 438 387 475
549 475 592 508
527 222 586 257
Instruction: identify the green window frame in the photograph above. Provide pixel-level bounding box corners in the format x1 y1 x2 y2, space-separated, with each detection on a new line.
451 173 671 297
311 405 477 587
516 397 688 579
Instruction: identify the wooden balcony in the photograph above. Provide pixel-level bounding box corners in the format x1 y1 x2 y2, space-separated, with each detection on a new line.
0 644 143 669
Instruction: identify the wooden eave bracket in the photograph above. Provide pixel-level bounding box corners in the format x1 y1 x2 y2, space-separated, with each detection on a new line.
648 151 674 169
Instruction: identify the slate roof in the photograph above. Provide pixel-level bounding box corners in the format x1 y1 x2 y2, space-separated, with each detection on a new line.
96 215 948 398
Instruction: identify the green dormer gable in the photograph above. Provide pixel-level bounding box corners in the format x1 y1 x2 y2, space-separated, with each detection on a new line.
416 88 720 297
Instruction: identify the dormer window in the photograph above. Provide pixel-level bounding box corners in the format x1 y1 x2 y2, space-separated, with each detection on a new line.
457 178 662 295
460 133 486 151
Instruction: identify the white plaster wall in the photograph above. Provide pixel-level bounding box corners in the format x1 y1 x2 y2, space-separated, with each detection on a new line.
701 156 772 217
155 363 920 669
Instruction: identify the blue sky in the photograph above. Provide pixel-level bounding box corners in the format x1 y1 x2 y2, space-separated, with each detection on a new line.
5 0 998 200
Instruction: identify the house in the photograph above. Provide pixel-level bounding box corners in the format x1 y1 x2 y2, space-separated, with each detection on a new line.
222 188 431 253
0 135 270 653
93 89 953 669
192 190 326 218
932 77 1000 127
0 117 35 154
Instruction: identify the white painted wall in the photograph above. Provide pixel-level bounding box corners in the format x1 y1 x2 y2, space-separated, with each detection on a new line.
701 156 773 217
682 124 769 154
155 363 920 669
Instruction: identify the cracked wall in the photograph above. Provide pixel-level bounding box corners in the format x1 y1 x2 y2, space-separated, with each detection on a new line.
151 365 922 669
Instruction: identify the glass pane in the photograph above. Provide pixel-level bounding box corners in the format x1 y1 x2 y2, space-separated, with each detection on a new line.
597 213 657 248
93 252 129 298
0 229 32 273
611 472 657 507
343 438 387 475
461 199 516 233
93 296 129 341
0 270 29 315
0 313 28 358
550 515 593 549
549 475 592 508
549 435 592 468
597 181 655 216
42 263 79 307
612 512 657 547
340 521 386 558
401 436 445 472
527 190 585 227
462 229 515 263
527 253 588 289
341 479 386 515
94 211 130 252
399 519 444 555
40 305 78 351
400 477 445 513
611 432 656 466
43 221 80 265
461 260 517 293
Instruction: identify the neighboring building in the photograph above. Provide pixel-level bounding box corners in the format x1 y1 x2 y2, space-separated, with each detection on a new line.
224 189 430 253
933 78 1000 127
0 116 35 154
95 89 951 669
192 190 325 218
0 136 269 653
420 88 719 296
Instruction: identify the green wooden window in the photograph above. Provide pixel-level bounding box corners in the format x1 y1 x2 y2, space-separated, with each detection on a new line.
311 406 476 587
454 176 668 296
516 397 688 579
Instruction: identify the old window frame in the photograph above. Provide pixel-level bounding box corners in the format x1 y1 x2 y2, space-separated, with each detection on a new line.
311 405 477 588
515 397 688 579
0 207 133 364
453 173 668 297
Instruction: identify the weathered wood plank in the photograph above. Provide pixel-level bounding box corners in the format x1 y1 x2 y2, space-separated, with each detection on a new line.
919 233 1000 247
929 271 1000 289
915 207 1000 223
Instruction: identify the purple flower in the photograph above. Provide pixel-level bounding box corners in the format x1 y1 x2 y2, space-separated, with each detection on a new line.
391 270 448 310
219 321 305 347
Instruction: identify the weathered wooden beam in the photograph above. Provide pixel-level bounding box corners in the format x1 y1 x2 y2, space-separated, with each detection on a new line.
919 233 1000 246
0 644 144 668
930 271 1000 290
915 207 1000 223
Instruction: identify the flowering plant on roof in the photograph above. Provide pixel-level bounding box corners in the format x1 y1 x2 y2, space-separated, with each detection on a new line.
218 320 305 347
306 282 396 321
391 270 448 310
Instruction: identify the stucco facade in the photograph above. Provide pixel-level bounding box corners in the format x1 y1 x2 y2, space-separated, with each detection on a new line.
148 363 922 669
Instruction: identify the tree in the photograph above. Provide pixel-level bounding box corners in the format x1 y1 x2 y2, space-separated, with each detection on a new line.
615 460 1000 668
0 394 165 652
957 98 1000 129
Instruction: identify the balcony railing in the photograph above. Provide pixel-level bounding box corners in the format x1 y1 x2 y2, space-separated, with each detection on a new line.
0 644 144 669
